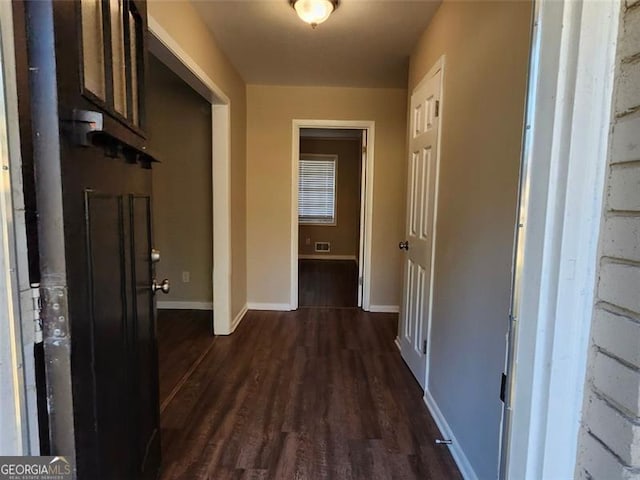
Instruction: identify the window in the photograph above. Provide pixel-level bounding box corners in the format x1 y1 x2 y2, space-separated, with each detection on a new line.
80 0 145 129
298 154 337 225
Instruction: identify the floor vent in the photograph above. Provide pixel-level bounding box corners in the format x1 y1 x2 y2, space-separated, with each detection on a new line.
315 242 331 253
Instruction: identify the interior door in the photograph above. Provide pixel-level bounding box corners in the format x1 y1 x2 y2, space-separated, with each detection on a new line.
23 0 163 478
399 66 442 389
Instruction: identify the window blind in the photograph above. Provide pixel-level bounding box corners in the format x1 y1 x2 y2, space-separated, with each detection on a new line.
298 157 336 224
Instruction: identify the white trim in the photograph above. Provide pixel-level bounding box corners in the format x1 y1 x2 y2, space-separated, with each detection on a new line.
503 0 621 478
211 104 233 335
0 3 28 454
147 17 234 336
424 390 479 480
421 55 445 391
394 337 401 352
298 254 357 262
147 17 230 105
357 131 367 306
230 304 248 333
0 1 38 454
156 301 213 311
247 302 294 311
368 305 400 313
291 120 375 311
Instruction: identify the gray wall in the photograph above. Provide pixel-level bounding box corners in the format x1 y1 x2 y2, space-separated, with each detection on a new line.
407 2 532 479
576 1 640 477
298 136 362 258
147 55 213 305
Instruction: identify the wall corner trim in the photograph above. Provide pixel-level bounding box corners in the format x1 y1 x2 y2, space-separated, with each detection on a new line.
156 301 213 310
424 390 479 480
368 305 400 313
394 337 401 351
230 304 248 334
247 302 294 312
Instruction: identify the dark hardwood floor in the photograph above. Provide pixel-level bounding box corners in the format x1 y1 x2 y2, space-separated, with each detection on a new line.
157 309 215 408
159 308 461 479
298 259 358 308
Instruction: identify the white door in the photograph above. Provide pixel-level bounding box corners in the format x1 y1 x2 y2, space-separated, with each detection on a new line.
399 64 442 388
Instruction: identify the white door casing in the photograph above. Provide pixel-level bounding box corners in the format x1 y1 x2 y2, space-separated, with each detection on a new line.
400 59 443 389
357 129 367 307
291 119 375 311
147 17 234 334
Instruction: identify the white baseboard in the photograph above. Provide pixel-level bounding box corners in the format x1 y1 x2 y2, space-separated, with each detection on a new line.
230 304 248 333
423 389 479 480
394 337 402 352
247 302 293 311
157 301 213 310
298 254 358 262
368 304 400 313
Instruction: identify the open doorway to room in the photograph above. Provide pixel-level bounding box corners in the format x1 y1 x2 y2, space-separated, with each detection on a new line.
296 127 367 309
146 54 214 411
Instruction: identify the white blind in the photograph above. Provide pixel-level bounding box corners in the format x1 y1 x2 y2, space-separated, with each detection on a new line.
298 157 336 224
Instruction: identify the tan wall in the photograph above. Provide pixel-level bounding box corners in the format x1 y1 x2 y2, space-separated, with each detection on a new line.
148 56 212 304
407 1 531 479
246 86 407 307
298 138 361 257
147 0 247 318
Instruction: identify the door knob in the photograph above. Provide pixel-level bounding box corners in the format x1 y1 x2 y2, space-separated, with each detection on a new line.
399 240 409 251
152 278 170 294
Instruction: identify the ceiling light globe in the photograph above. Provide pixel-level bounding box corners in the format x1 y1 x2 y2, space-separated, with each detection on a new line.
293 0 335 27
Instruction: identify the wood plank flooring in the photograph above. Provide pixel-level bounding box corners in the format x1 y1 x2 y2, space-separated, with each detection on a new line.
298 259 358 308
159 308 461 479
157 309 215 407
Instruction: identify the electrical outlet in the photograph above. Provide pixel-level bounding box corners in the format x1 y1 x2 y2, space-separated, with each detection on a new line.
306 237 311 245
182 271 190 283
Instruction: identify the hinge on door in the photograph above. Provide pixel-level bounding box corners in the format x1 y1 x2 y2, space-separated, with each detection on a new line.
31 283 43 344
500 373 507 403
435 100 440 118
362 145 367 154
358 277 363 286
422 339 427 355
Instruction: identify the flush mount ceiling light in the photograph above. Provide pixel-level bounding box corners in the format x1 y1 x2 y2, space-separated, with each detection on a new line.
290 0 339 28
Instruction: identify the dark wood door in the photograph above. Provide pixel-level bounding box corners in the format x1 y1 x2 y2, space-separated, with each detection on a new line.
22 0 161 478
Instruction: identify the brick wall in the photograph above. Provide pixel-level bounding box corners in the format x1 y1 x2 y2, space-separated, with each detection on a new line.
576 1 640 478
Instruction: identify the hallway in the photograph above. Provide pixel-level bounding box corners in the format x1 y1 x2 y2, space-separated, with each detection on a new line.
159 309 461 479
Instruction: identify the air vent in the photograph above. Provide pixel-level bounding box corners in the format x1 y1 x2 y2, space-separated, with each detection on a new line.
315 242 330 252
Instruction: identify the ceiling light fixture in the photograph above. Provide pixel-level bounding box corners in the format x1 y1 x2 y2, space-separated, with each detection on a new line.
290 0 339 28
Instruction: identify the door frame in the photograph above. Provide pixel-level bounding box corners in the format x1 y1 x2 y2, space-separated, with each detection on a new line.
0 0 39 454
500 0 621 477
291 120 375 310
147 17 235 335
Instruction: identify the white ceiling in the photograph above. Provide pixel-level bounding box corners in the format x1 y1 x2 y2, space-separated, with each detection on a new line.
191 0 441 88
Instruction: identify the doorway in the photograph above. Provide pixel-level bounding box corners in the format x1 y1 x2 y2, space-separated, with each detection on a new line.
297 129 363 308
291 120 375 310
146 53 216 412
147 17 233 335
